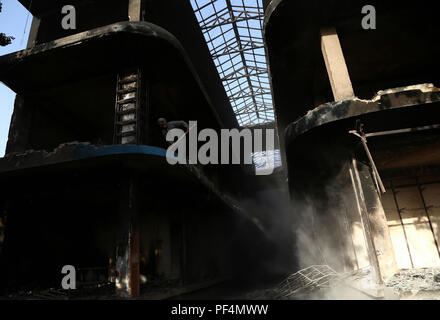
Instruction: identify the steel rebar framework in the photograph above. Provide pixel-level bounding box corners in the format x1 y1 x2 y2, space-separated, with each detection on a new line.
190 0 274 126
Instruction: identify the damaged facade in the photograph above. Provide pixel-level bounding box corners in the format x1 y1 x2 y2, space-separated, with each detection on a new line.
1 0 439 300
264 0 440 294
0 0 291 298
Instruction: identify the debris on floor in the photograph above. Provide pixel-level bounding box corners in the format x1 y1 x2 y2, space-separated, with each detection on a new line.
385 268 440 300
245 265 343 300
271 265 341 299
246 265 440 300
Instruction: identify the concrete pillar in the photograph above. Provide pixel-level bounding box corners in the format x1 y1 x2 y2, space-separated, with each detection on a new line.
6 96 34 155
26 17 41 49
128 0 142 21
350 158 398 282
115 174 140 297
320 28 355 101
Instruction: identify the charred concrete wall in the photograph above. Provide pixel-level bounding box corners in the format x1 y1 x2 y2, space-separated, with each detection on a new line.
0 160 274 293
0 1 282 298
264 0 440 284
6 74 116 154
7 0 237 156
264 0 439 133
283 88 440 282
34 1 130 44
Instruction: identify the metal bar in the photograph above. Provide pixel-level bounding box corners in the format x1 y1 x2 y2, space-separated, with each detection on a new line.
349 122 386 194
359 135 386 194
221 70 268 81
390 180 414 268
383 180 440 190
372 169 382 198
416 177 440 259
201 14 263 30
191 0 274 125
193 0 218 13
212 45 265 59
365 124 440 138
234 108 273 116
229 92 271 100
225 0 259 117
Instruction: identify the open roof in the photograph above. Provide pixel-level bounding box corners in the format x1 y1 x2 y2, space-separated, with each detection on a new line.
190 0 274 127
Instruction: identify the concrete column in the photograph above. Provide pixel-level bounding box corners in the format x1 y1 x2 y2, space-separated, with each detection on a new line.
320 28 355 101
128 0 142 21
26 17 41 49
115 174 140 297
350 158 398 282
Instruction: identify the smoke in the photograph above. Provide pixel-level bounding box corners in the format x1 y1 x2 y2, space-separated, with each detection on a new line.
287 165 377 300
293 182 353 271
234 151 379 299
239 189 296 276
236 173 297 278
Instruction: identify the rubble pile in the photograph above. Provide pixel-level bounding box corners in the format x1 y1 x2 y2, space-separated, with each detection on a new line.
385 268 440 299
246 265 440 300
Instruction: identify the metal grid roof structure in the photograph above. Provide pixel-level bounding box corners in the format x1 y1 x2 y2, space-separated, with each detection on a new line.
190 0 274 126
253 149 282 171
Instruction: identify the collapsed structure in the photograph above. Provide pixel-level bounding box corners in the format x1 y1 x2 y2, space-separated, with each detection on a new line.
264 0 440 288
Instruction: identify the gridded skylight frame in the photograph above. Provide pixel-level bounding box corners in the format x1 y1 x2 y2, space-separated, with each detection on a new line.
190 0 275 126
253 149 282 171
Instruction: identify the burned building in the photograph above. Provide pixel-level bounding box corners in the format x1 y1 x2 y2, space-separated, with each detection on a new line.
264 0 440 291
0 0 287 298
2 0 438 301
